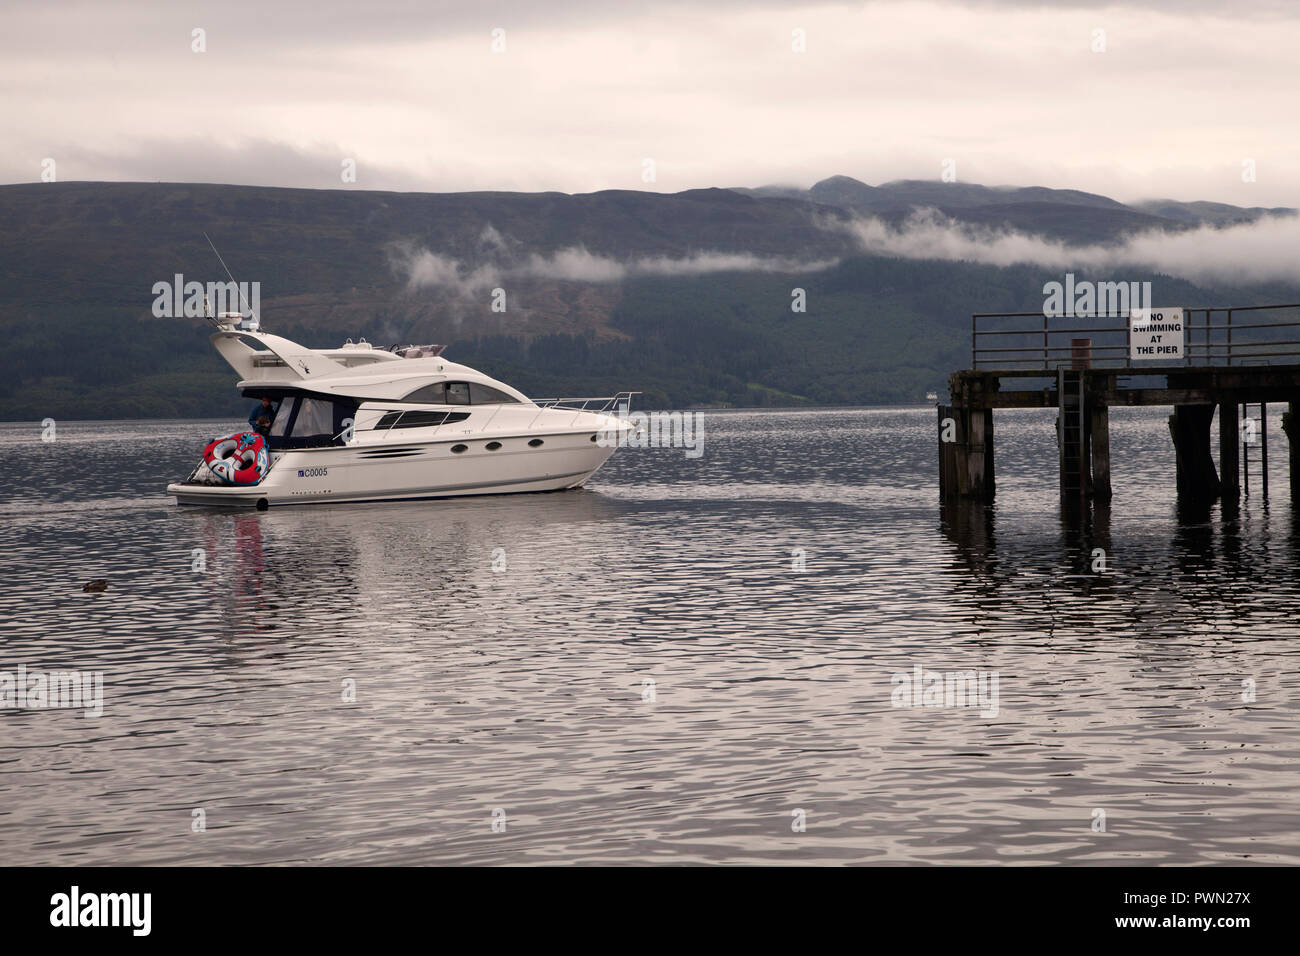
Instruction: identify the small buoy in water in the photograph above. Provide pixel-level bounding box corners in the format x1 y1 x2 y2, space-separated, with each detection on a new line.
83 579 108 592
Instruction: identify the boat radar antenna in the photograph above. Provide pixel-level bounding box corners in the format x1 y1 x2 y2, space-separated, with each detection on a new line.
203 232 260 332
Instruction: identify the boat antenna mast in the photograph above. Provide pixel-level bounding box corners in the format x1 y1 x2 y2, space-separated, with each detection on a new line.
203 232 260 331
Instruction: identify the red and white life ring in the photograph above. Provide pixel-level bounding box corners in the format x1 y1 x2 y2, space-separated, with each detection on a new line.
202 431 269 486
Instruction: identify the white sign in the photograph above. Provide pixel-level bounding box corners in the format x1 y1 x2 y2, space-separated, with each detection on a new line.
1130 307 1184 360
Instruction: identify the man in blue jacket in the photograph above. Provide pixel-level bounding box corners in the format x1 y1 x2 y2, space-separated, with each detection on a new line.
248 396 278 437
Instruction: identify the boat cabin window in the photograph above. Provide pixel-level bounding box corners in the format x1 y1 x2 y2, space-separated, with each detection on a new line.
401 381 518 405
375 410 472 429
469 383 518 404
403 383 447 404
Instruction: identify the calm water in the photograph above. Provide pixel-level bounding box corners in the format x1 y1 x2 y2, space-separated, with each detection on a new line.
2 407 1298 865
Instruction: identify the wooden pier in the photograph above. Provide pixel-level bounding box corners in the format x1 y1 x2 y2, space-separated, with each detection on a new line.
939 303 1300 508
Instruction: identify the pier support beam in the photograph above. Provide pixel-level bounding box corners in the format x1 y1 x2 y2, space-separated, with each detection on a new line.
1283 401 1300 503
1089 404 1112 502
938 405 994 502
1219 402 1240 504
967 407 994 502
1168 404 1221 502
938 405 959 499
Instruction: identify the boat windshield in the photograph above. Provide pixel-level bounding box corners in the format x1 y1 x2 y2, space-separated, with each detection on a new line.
394 344 445 358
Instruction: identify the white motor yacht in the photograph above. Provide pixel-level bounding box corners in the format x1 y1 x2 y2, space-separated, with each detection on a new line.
167 316 636 508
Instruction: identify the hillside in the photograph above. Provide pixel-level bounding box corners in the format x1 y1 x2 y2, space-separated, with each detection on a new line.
1 179 1295 419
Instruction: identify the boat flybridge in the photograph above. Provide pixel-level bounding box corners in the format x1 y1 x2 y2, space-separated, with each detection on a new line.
167 315 636 508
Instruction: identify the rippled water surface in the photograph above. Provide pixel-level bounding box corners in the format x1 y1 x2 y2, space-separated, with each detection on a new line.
2 408 1298 865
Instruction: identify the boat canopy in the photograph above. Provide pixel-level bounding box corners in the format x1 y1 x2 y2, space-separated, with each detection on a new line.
243 390 359 449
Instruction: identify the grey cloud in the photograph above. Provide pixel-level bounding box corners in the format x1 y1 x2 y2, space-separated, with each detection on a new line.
4 1 1297 203
390 242 838 297
3 0 1293 60
0 0 850 54
840 208 1300 284
12 137 417 191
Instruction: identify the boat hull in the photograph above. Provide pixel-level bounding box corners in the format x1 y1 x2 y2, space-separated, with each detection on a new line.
167 429 620 508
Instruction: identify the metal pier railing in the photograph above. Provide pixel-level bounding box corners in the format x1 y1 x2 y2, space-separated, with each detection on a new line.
971 303 1300 371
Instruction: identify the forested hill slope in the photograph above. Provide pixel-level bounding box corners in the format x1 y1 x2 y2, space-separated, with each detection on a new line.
1 179 1293 419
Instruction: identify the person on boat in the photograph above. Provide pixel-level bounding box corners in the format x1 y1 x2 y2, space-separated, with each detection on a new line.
248 396 278 437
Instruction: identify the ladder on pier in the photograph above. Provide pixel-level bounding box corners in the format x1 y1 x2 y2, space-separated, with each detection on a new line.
1058 368 1087 505
1242 402 1269 498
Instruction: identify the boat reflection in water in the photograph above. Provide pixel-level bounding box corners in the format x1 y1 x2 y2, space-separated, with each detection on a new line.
193 490 633 640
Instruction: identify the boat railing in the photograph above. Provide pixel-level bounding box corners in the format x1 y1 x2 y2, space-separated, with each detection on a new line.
531 392 641 413
972 303 1300 371
528 391 641 428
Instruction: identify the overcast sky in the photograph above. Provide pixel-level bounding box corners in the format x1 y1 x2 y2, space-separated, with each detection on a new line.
3 0 1297 205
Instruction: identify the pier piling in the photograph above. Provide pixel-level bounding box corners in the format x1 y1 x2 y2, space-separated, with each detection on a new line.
1284 402 1300 502
1089 403 1112 502
1168 405 1221 503
1219 402 1240 504
938 405 994 502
